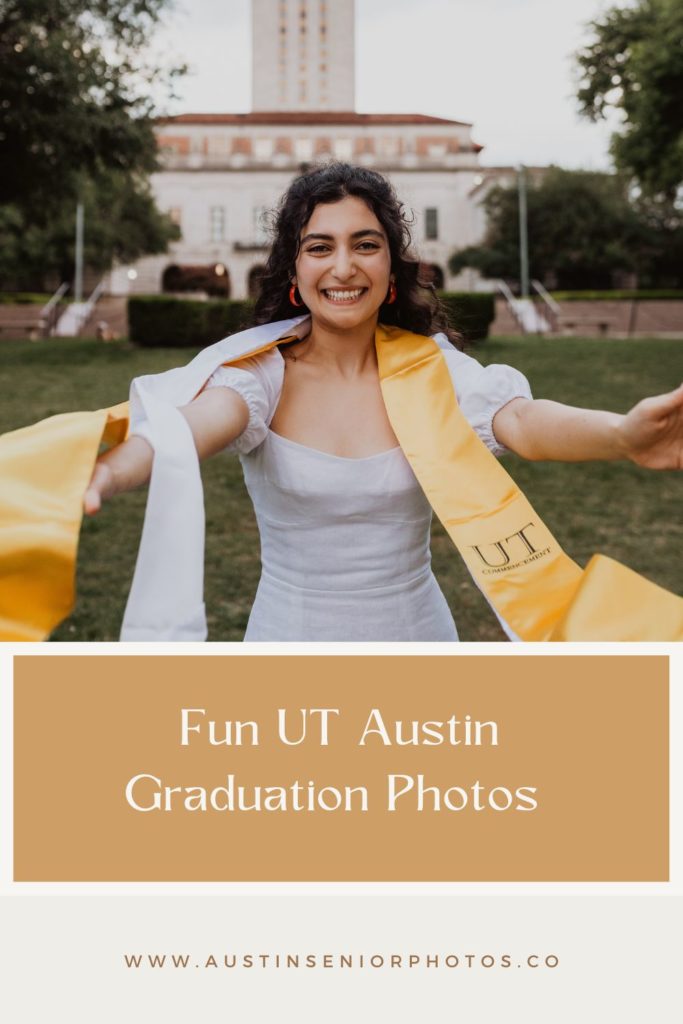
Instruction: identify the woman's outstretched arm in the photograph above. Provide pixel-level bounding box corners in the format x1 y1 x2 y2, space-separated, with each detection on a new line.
83 388 249 515
493 384 683 469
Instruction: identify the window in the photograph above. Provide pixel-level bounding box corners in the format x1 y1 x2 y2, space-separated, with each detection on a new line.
254 138 273 161
207 134 231 157
333 137 353 160
295 137 314 161
378 136 398 157
210 206 226 242
425 208 438 240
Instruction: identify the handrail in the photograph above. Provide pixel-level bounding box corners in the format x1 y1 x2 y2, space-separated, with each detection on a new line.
495 278 516 305
531 279 560 332
80 278 105 325
495 279 526 333
496 279 552 335
52 278 106 337
41 282 69 316
41 282 69 337
75 278 106 336
531 279 561 313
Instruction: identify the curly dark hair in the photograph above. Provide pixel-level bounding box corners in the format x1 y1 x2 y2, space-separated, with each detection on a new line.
251 162 461 347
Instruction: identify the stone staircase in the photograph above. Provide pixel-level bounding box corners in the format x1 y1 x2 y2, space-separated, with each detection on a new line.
0 304 46 339
80 296 129 339
490 298 523 335
490 297 683 338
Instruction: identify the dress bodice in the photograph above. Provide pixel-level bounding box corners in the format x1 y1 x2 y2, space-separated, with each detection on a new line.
239 429 457 641
242 430 433 592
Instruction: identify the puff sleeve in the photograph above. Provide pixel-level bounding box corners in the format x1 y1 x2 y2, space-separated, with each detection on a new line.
436 336 532 456
128 347 284 455
202 347 284 454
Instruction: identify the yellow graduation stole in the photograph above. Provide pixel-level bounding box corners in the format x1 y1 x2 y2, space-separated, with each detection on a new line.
0 323 681 642
375 325 683 641
0 405 128 641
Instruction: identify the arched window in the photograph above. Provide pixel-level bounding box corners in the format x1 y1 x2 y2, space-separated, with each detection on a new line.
162 263 231 298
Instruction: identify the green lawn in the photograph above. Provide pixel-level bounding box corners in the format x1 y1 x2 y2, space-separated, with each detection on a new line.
1 335 681 642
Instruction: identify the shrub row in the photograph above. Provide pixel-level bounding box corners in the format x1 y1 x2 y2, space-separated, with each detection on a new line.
128 296 255 347
129 292 497 347
550 290 683 301
438 291 496 341
0 292 52 305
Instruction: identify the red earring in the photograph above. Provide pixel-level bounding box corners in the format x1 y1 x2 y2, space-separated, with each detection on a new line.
289 284 304 307
385 281 397 304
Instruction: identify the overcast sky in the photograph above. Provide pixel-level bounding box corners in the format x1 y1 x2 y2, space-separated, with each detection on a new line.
154 0 624 169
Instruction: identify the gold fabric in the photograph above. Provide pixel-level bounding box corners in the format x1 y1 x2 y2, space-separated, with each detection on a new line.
375 325 683 640
0 324 680 641
0 405 128 641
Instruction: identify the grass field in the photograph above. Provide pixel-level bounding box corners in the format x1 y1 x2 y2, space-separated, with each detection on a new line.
1 334 682 641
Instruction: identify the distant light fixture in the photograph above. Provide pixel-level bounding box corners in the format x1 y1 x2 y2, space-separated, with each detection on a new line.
473 174 484 186
127 268 138 280
214 263 226 276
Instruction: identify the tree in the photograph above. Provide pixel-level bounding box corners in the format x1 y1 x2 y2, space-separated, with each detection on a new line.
449 168 652 290
0 172 179 290
0 0 184 288
576 0 683 200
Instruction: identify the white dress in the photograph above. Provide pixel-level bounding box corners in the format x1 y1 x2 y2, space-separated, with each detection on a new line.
199 337 532 642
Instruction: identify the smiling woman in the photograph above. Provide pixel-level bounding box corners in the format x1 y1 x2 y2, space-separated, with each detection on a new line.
269 198 403 461
2 163 682 642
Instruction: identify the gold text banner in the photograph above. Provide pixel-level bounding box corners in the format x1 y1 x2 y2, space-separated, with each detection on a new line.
13 655 668 882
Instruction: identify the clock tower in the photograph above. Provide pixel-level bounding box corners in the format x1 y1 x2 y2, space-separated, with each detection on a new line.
251 0 356 111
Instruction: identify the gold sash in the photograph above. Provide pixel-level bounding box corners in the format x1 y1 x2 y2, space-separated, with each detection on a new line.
375 325 683 641
0 405 128 641
0 324 681 641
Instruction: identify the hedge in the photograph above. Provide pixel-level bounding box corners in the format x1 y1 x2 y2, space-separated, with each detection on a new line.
0 292 52 305
438 291 495 341
128 296 255 347
129 292 496 347
550 290 683 301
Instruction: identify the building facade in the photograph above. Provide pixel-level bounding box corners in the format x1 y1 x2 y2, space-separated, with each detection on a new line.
110 0 512 299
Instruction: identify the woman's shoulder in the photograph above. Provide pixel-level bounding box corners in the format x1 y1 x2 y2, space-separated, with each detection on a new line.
429 332 533 455
202 347 285 455
432 333 529 388
208 344 283 387
229 344 285 377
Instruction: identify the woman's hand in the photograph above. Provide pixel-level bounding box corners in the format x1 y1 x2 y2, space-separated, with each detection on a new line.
83 460 115 516
618 383 683 470
82 435 154 516
494 386 683 468
82 387 252 516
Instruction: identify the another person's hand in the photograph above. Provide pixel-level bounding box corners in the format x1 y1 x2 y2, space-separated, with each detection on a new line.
618 383 683 470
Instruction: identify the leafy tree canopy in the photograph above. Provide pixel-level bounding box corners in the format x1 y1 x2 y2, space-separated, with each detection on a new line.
0 0 183 207
0 0 184 288
576 0 683 199
449 168 683 290
0 171 179 289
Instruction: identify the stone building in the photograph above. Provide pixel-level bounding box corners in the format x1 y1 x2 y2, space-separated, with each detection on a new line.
110 0 510 299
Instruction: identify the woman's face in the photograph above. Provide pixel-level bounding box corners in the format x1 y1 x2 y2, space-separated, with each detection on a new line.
293 195 392 331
